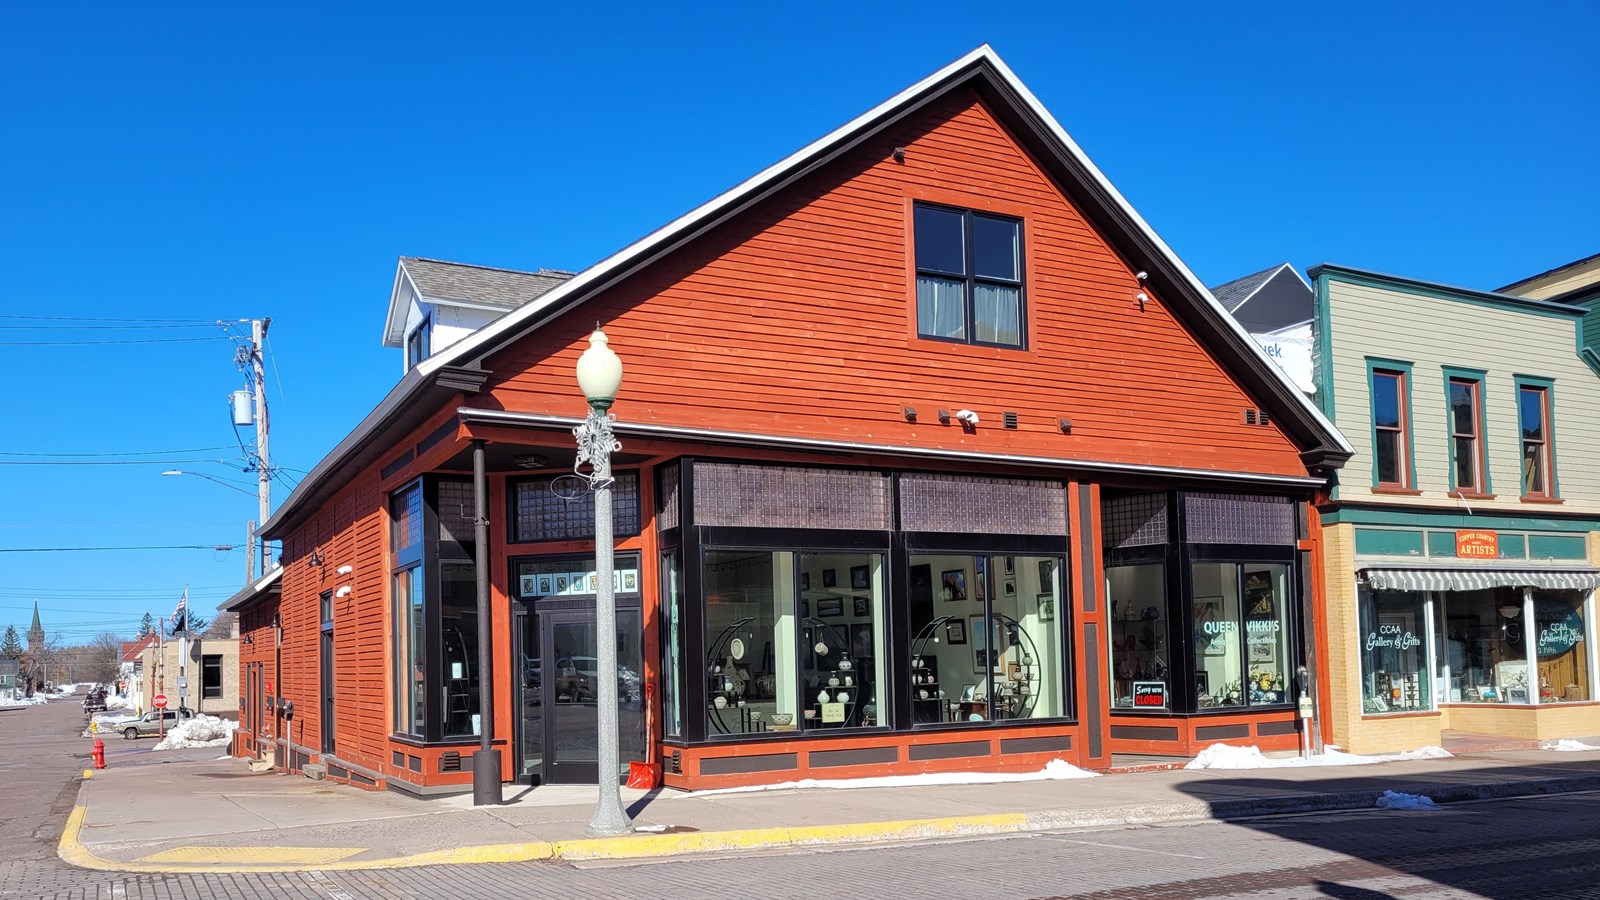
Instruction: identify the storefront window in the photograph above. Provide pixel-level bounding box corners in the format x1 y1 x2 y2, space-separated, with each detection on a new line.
1358 590 1429 713
704 550 796 735
799 552 886 728
1443 588 1530 703
1242 566 1291 706
1535 594 1588 703
393 565 424 735
909 553 1066 724
1192 563 1243 707
1108 564 1167 710
660 552 682 736
439 563 479 737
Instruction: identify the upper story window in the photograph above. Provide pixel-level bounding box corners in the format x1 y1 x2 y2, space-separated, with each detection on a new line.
913 203 1024 348
1446 376 1485 494
1370 368 1411 488
405 316 431 370
1518 383 1555 498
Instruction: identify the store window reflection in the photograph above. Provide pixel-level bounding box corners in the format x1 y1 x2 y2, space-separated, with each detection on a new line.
704 551 791 736
798 552 885 728
1358 590 1430 713
1192 563 1245 707
1534 595 1589 702
1107 564 1167 709
908 553 1065 724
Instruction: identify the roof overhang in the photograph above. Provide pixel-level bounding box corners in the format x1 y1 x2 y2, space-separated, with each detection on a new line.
263 46 1351 542
220 565 285 612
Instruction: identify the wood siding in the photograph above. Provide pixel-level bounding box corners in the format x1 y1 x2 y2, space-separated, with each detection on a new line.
1326 278 1600 514
477 89 1310 480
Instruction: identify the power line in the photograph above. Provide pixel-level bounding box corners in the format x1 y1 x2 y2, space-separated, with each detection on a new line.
0 458 242 466
0 336 232 346
0 446 234 458
0 323 222 330
0 545 241 553
0 315 222 324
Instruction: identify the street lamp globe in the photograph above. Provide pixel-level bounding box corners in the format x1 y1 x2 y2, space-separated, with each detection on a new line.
576 328 623 409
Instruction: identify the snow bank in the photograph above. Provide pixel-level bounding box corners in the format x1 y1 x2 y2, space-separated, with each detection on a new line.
152 714 237 750
1541 739 1600 752
0 693 49 708
105 694 131 709
1186 743 1452 770
692 758 1098 796
1375 790 1436 810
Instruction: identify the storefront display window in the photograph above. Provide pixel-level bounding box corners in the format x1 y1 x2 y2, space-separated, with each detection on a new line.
660 552 682 736
1190 563 1290 708
439 563 480 737
1358 590 1430 713
908 553 1065 724
1107 564 1167 709
1534 595 1589 703
1443 588 1531 703
1192 563 1244 707
702 549 890 736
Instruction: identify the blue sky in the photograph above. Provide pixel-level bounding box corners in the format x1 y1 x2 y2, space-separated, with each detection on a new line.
1 3 1595 644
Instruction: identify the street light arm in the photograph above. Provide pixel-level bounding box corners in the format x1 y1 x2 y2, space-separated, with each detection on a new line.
160 470 257 496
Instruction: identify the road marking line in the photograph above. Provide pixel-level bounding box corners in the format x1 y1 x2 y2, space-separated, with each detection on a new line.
1053 836 1206 859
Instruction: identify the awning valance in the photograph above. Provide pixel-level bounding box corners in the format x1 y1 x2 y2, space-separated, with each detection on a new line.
1362 567 1600 593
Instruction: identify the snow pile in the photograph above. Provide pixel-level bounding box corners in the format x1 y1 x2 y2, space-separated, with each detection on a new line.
0 693 50 708
1375 790 1436 810
105 694 131 709
1186 743 1453 770
1541 739 1600 752
53 683 81 694
152 714 237 750
693 758 1098 795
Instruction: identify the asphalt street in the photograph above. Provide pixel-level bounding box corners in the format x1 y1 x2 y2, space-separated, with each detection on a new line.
5 695 1599 899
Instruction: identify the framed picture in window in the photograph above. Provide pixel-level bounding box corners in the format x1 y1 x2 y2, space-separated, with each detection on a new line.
852 596 869 617
1002 578 1016 598
800 572 810 591
822 569 837 588
961 683 977 702
941 570 967 602
850 565 870 590
945 618 967 644
971 614 1004 674
1038 594 1055 622
1038 559 1054 589
1244 571 1274 617
1003 555 1015 576
817 597 843 618
1194 597 1226 656
850 622 874 660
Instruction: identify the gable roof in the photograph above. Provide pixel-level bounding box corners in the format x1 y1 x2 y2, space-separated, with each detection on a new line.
263 46 1353 541
382 258 574 345
1210 263 1314 333
120 633 159 663
1211 265 1282 313
1497 250 1600 304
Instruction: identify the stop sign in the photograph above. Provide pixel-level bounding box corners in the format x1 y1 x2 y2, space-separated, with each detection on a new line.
153 694 168 709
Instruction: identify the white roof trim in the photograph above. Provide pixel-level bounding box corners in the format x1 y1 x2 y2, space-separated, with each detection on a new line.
269 46 1350 540
382 263 426 347
220 564 284 612
410 45 1350 456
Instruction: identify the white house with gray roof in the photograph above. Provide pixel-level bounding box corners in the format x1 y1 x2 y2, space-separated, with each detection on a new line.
383 257 573 373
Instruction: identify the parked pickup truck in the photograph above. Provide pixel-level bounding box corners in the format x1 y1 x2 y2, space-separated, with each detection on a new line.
119 708 194 739
82 689 108 714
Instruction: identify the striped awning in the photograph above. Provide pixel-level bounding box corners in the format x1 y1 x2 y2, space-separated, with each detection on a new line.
1363 567 1600 593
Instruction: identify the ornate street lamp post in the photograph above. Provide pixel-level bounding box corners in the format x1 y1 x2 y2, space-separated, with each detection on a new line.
575 326 633 836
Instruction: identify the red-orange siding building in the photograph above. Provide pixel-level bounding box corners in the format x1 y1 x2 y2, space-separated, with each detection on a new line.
226 47 1351 794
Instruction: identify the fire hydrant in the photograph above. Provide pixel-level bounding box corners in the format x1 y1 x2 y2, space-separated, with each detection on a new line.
92 738 106 770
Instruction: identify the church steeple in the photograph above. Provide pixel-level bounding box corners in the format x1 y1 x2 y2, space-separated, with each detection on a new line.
27 601 43 651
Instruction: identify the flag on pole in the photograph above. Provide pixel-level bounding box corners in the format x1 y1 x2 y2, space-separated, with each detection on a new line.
171 588 188 634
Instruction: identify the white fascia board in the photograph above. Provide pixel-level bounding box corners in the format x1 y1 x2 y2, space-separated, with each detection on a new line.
412 45 999 379
383 263 424 347
976 57 1353 456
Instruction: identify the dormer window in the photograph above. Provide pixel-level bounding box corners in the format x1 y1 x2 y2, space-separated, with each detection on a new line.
406 316 431 370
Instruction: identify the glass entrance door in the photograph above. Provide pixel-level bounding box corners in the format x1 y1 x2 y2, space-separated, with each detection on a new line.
515 604 645 784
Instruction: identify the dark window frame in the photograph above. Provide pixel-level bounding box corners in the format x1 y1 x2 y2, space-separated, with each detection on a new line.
912 202 1026 349
405 314 431 370
201 654 223 700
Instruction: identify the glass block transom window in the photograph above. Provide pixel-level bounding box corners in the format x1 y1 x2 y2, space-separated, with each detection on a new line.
1184 492 1294 545
657 462 680 532
691 463 890 530
436 479 474 545
899 473 1066 535
391 483 423 551
512 471 640 543
1102 493 1168 550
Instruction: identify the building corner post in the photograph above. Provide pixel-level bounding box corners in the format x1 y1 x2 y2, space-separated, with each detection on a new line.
471 438 500 806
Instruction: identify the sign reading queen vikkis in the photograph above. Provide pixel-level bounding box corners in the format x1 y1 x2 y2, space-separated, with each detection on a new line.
1455 530 1498 558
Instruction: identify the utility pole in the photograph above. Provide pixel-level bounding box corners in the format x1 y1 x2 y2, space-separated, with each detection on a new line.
251 318 271 579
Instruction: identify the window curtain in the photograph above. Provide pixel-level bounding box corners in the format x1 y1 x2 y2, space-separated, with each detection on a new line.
917 276 965 339
974 283 1020 344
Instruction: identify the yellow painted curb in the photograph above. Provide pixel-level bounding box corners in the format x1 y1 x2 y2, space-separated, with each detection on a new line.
56 805 1030 875
82 769 91 779
139 847 364 865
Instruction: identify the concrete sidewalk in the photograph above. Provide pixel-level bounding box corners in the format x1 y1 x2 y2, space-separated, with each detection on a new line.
60 745 1600 874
